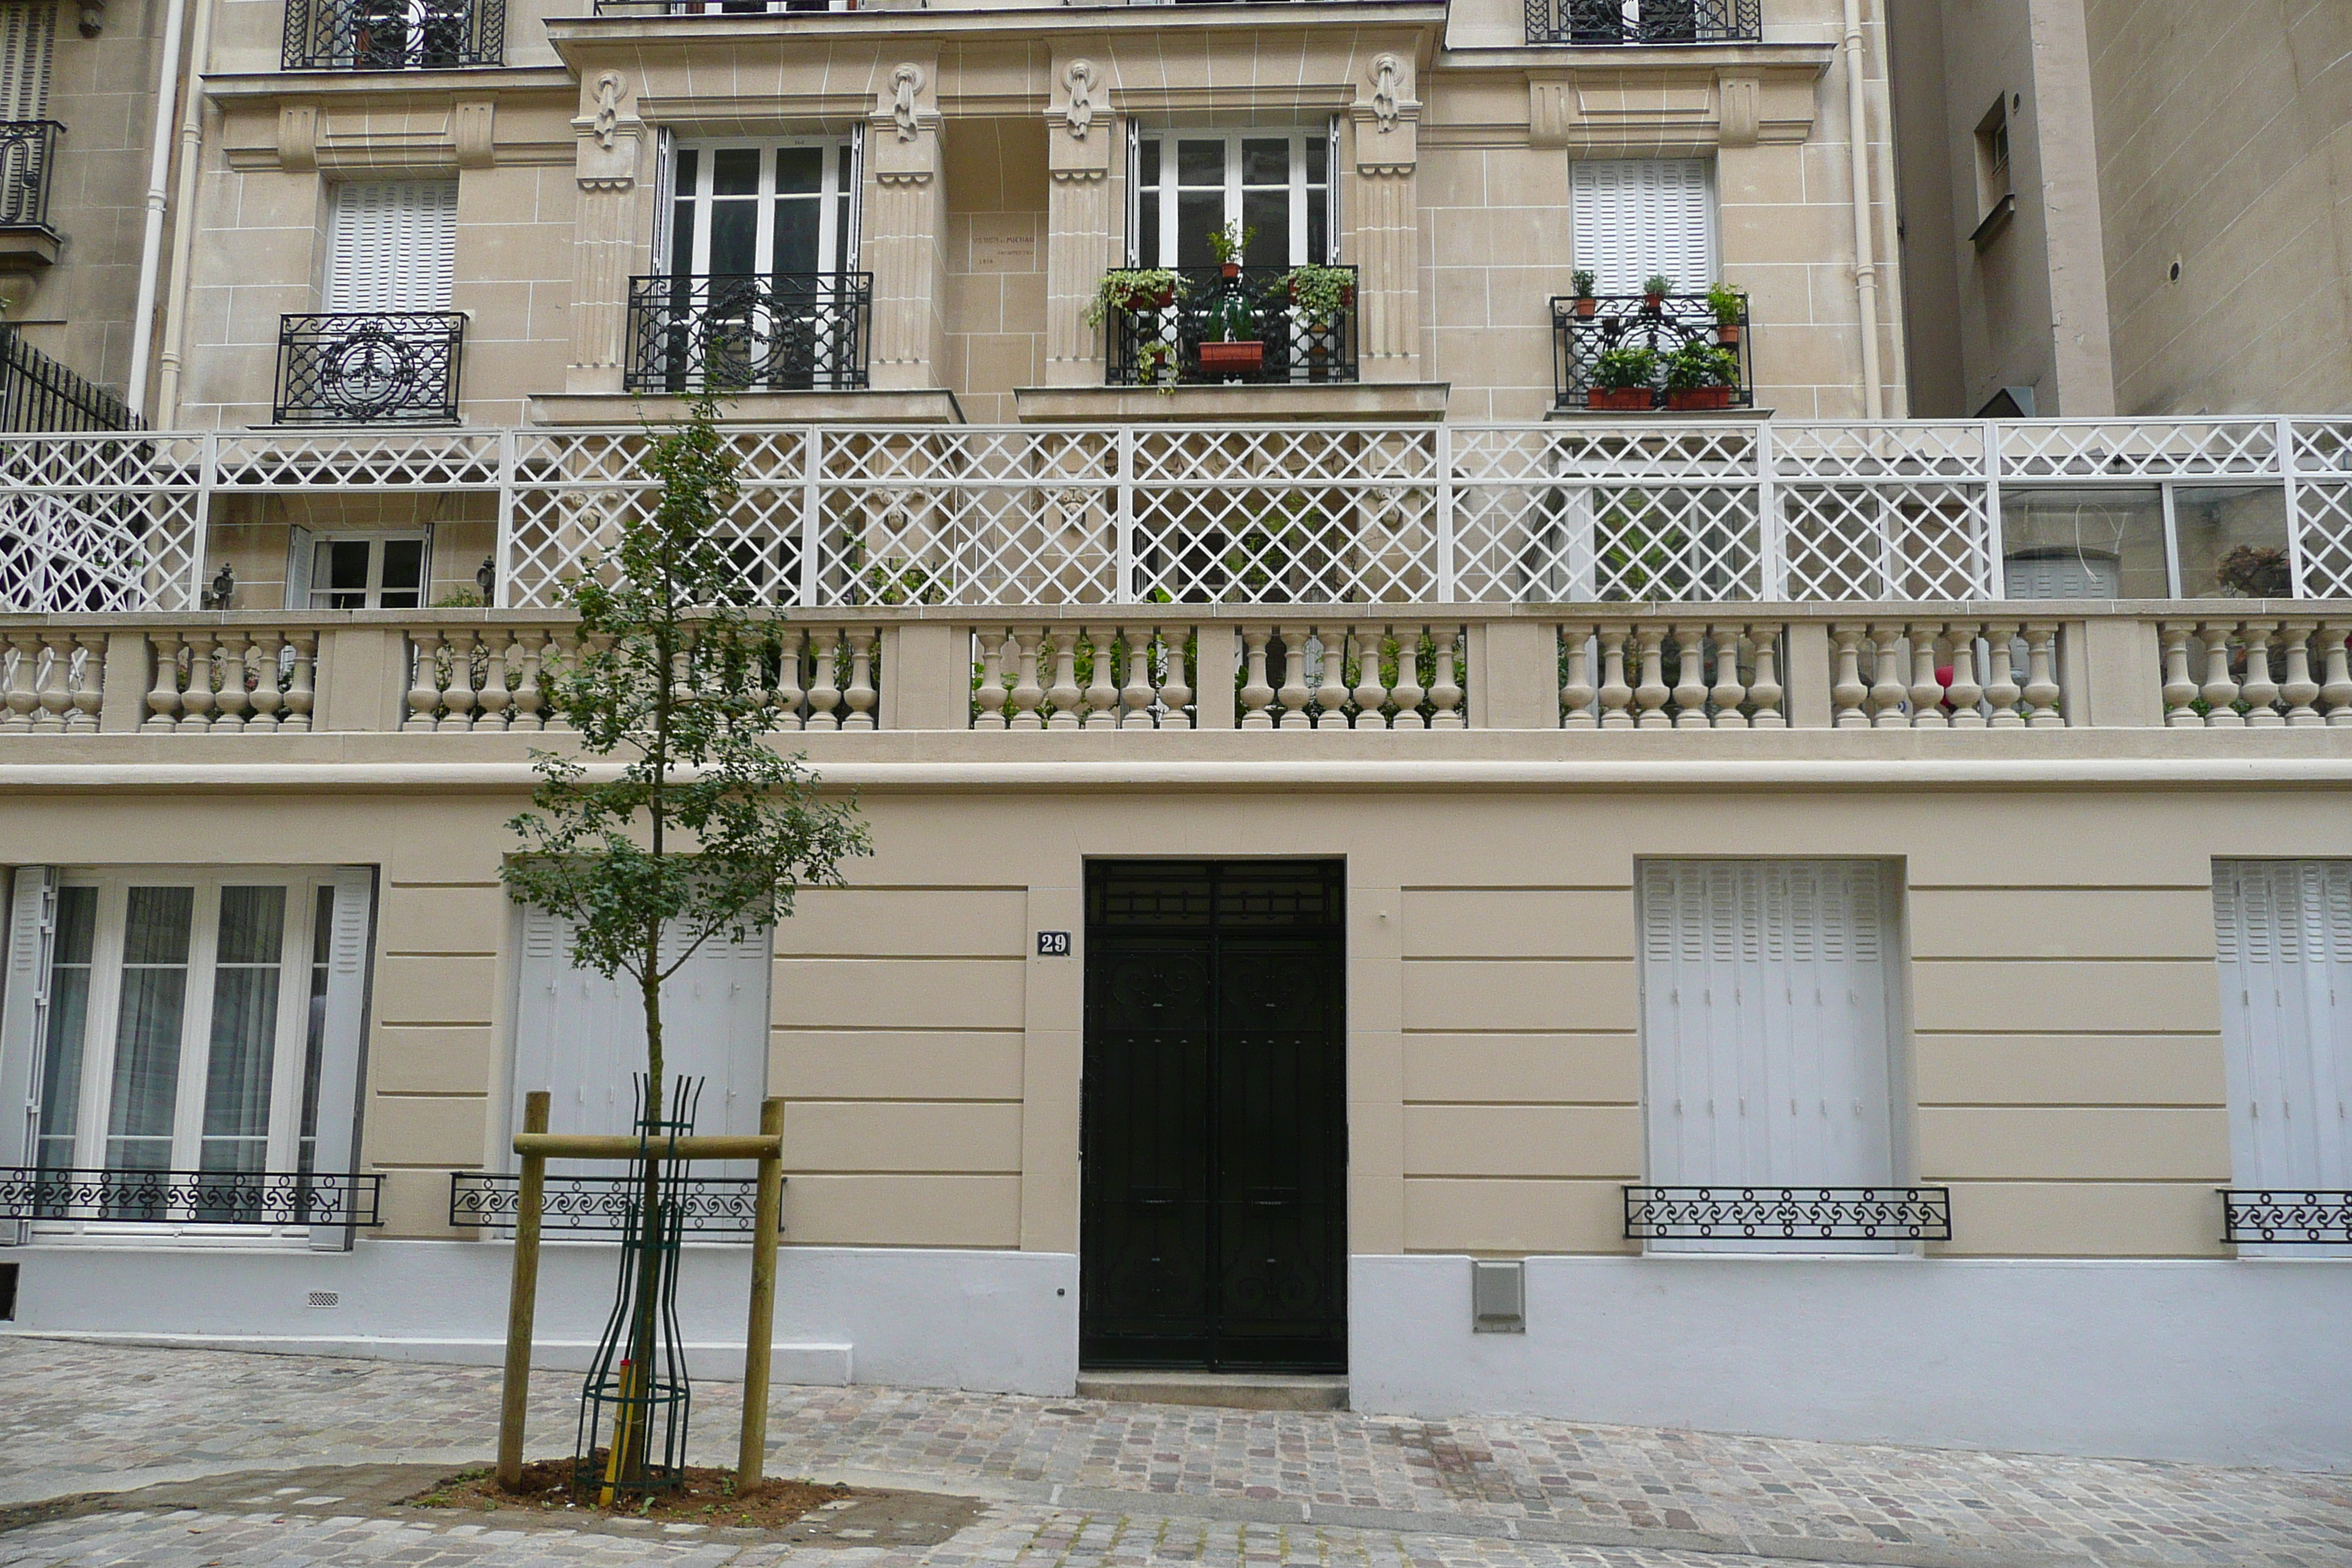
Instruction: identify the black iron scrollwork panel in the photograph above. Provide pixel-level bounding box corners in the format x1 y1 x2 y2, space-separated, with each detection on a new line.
0 121 61 231
449 1171 774 1236
282 0 505 70
1526 0 1760 46
276 313 464 425
0 1166 383 1225
1624 1185 1952 1242
625 274 872 395
1108 266 1357 389
1550 295 1752 413
2220 1189 2352 1245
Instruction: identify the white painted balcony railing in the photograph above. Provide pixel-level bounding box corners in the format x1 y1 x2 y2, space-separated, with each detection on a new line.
4 605 2351 736
2 419 2350 614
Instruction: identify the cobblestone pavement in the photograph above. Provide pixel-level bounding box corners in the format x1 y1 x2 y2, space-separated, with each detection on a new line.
4 1336 2349 1568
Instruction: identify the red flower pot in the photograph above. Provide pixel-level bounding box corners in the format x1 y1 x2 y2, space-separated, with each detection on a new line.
1716 323 1741 344
1198 340 1265 374
1574 296 1598 317
1587 387 1654 411
1665 385 1735 411
1642 293 1665 312
1121 284 1175 312
1221 262 1242 279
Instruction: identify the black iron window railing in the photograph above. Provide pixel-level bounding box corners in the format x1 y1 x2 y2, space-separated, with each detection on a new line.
449 1170 779 1236
0 324 137 431
592 0 850 13
1552 293 1752 413
0 120 61 232
1625 1186 1953 1243
626 273 871 396
2220 1189 2352 1245
1 1166 383 1226
1526 0 1760 46
282 0 505 69
275 312 464 425
1108 265 1359 389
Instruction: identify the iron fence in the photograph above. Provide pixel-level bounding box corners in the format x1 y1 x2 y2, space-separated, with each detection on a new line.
0 325 136 432
1553 294 1752 413
0 1165 383 1225
449 1170 776 1235
0 120 61 232
275 312 464 425
1624 1185 1953 1242
1107 265 1358 388
625 273 871 395
1526 0 1760 45
2220 1188 2352 1245
282 0 504 69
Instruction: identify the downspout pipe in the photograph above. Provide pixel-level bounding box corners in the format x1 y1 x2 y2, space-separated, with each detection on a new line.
154 0 216 426
126 0 191 422
1843 0 1883 421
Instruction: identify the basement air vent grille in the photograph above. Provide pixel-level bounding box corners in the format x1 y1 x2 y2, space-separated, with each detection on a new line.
306 1289 340 1309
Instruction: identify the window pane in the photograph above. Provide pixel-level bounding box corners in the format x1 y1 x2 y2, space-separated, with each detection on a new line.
1305 135 1326 185
711 148 760 197
34 885 97 1171
2174 486 2293 598
1177 192 1221 268
1138 196 1160 267
1138 138 1160 189
1242 189 1286 266
203 886 285 1175
299 887 333 1175
1307 188 1327 264
1241 137 1288 187
379 539 425 611
321 540 369 611
773 146 823 195
772 197 821 275
709 202 757 276
106 886 195 1173
1177 139 1224 187
1999 488 2167 599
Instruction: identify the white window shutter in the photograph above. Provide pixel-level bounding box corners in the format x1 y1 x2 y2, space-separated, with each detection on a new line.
1572 157 1716 295
2215 861 2352 1199
307 868 375 1249
0 865 54 1242
326 179 459 313
0 3 55 122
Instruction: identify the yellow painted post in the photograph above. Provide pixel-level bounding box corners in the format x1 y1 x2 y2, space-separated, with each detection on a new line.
496 1090 550 1490
736 1096 785 1490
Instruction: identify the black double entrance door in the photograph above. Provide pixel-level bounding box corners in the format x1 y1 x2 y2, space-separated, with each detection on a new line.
1080 861 1346 1371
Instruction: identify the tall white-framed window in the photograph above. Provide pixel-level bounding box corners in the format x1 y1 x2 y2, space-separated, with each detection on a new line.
1130 127 1335 269
0 867 374 1246
1571 157 1716 295
285 529 431 610
1637 859 1910 1251
325 178 459 312
666 139 858 279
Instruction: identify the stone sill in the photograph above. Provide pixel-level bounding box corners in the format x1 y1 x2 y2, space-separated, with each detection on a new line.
549 0 1444 45
1014 381 1450 423
1438 40 1833 71
1545 404 1775 421
206 65 578 102
0 225 61 273
527 388 964 426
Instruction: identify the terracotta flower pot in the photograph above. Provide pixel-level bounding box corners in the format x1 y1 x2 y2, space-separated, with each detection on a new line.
1643 293 1665 312
1665 385 1735 411
1198 340 1264 374
1575 296 1598 317
1716 323 1741 344
1221 262 1242 279
1587 387 1653 411
1122 284 1175 312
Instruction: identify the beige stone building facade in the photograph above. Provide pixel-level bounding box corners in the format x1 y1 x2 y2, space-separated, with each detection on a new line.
0 0 2349 1475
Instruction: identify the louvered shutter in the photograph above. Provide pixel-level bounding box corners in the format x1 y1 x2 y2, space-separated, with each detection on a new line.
1640 861 1897 1204
1571 157 1716 295
2214 862 2352 1197
0 3 55 121
0 866 54 1242
325 179 459 312
308 869 375 1249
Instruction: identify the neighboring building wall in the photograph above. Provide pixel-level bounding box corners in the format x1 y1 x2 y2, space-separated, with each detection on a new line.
1886 0 1964 416
2084 0 2352 415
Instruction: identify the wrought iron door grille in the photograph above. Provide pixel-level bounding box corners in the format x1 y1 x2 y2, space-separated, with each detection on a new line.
0 1166 384 1225
1552 295 1752 412
1108 266 1359 388
282 0 505 69
1526 0 1761 45
0 121 61 231
2220 1189 2352 1244
626 274 872 395
449 1170 777 1235
275 312 464 425
1624 1186 1952 1242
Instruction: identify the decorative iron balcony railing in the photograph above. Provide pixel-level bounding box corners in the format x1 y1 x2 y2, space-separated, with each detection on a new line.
625 273 872 396
282 0 505 69
450 1170 779 1235
1526 0 1760 46
0 325 135 431
274 312 464 425
2220 1189 2352 1245
1624 1185 1953 1242
0 120 61 232
0 1165 384 1225
1107 265 1358 389
1553 293 1752 413
592 0 851 13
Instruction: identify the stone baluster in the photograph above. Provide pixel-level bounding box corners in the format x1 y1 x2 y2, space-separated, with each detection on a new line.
510 630 547 732
1312 627 1352 729
1708 625 1748 731
842 630 878 731
2318 622 2352 726
1389 625 1425 731
1006 629 1045 731
2021 622 2064 728
2239 622 2282 726
208 630 249 734
0 633 36 732
68 632 104 733
2277 622 2321 726
1670 625 1710 729
144 633 184 731
1428 629 1463 729
476 632 513 731
31 633 70 733
537 631 573 732
1748 627 1785 728
2197 622 2242 728
1275 627 1313 729
1081 629 1120 729
1632 624 1671 729
282 632 317 733
404 630 442 732
1118 626 1156 729
973 627 1009 731
1158 627 1194 731
1980 622 2023 727
1905 623 1948 730
1830 625 1869 727
1352 627 1388 731
436 630 478 733
179 633 216 732
1239 627 1275 729
806 627 843 731
1867 625 1910 729
1558 626 1596 730
1945 624 1985 729
246 632 284 732
1045 627 1082 729
2158 622 2201 726
1597 625 1634 728
760 627 799 731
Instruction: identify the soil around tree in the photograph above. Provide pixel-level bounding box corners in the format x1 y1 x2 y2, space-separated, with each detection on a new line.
404 1458 851 1529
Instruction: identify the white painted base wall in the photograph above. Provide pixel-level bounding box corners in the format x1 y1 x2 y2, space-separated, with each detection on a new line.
1350 1254 2352 1471
4 1240 1080 1395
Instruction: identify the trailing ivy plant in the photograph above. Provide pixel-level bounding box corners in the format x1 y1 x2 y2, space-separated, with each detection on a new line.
1084 268 1186 328
1273 264 1356 329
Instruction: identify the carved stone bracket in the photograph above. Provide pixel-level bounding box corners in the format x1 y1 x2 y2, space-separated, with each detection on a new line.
453 99 496 170
278 104 320 174
573 72 640 190
1349 52 1419 173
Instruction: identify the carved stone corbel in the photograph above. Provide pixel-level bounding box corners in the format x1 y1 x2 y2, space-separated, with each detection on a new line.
278 104 320 174
453 99 496 170
1717 74 1761 148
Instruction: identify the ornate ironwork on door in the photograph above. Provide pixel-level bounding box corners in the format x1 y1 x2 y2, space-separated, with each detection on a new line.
626 274 872 395
1082 860 1346 1371
275 312 464 424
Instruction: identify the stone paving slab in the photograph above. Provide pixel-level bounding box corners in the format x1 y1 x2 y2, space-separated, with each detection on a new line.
3 1337 2348 1568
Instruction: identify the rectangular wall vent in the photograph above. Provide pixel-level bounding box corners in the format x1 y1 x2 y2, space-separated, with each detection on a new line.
305 1289 340 1309
1471 1259 1524 1333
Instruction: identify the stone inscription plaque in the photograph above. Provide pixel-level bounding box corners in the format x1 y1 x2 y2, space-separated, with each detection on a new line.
970 217 1039 274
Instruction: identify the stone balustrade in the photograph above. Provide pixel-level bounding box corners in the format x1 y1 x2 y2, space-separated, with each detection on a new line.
0 604 2348 739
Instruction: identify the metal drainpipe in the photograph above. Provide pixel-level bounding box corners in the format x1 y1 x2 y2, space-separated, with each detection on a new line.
125 0 191 421
1843 0 1883 421
154 0 216 427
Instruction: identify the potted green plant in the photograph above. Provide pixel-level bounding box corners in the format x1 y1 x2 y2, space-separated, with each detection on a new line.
1084 268 1185 327
1642 272 1673 312
1572 268 1598 317
1663 342 1740 410
1196 290 1263 374
1588 344 1657 410
1207 222 1255 279
1272 263 1356 328
1131 336 1180 392
2215 543 2293 598
1705 281 1746 344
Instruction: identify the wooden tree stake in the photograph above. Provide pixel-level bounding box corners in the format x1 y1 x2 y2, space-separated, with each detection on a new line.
495 1090 550 1490
737 1096 785 1490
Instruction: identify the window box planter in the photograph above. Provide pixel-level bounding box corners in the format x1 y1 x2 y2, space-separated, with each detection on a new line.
1199 340 1266 374
1588 387 1654 411
1665 385 1735 412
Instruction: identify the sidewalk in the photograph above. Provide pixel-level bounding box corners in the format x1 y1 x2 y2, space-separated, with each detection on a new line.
2 1336 2346 1568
